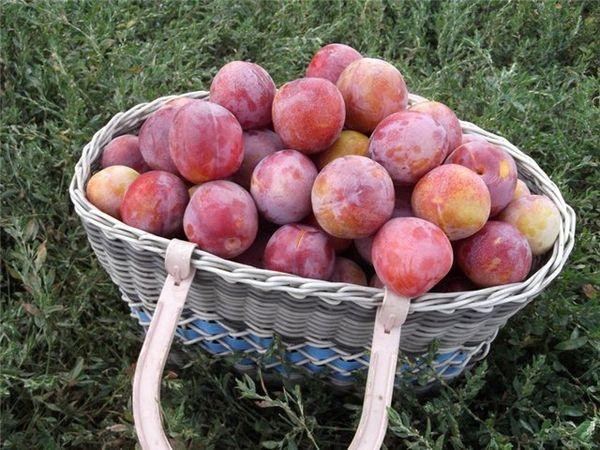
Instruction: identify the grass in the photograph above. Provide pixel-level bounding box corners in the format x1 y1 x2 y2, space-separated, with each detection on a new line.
1 0 599 448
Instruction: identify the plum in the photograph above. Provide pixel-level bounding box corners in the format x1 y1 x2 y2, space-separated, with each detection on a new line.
272 77 345 154
101 134 149 173
210 61 276 130
354 236 373 264
233 129 285 189
410 101 463 152
264 224 335 280
372 217 453 297
512 179 531 201
306 43 362 84
456 221 532 287
120 171 189 237
304 213 352 254
184 180 258 258
312 156 395 239
169 100 243 183
330 257 367 286
369 274 384 289
336 58 408 133
498 194 560 255
138 98 193 174
412 164 491 240
315 130 369 170
86 165 139 219
446 141 518 215
369 111 448 185
250 149 318 224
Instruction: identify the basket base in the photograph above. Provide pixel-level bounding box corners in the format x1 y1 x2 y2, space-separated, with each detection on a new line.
122 291 495 390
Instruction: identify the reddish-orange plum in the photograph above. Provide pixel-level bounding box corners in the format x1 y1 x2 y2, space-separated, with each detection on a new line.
412 164 491 240
86 165 139 219
210 61 276 130
461 134 486 145
330 257 367 286
312 156 395 239
456 221 532 287
101 134 149 173
251 150 318 224
120 171 189 237
233 129 285 189
336 58 408 133
354 236 373 264
184 180 258 258
369 111 448 185
410 101 463 152
512 179 531 201
170 100 243 183
139 98 193 174
446 141 517 215
372 217 453 297
370 274 384 289
498 194 560 255
272 78 345 154
304 213 352 254
264 224 335 280
306 43 362 84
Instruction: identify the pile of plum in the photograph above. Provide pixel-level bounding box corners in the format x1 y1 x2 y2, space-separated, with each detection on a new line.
86 44 561 297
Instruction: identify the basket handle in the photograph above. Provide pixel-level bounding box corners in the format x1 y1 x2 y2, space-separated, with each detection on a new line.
348 290 410 449
132 239 197 450
131 240 409 450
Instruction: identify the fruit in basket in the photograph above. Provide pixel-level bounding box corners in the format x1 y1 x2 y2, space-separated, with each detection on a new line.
139 98 193 174
432 272 475 292
369 111 448 185
372 217 453 297
354 236 373 264
409 101 463 152
330 257 367 285
312 156 395 239
336 58 408 133
210 61 276 130
304 213 352 253
101 135 149 173
233 231 271 267
233 129 285 188
498 194 560 255
445 141 517 215
169 100 243 183
264 224 335 280
456 221 532 287
306 43 362 84
251 149 318 224
120 170 189 237
315 130 369 170
86 165 140 219
412 164 491 240
370 273 384 289
272 77 345 154
184 180 258 258
512 179 531 201
461 134 486 145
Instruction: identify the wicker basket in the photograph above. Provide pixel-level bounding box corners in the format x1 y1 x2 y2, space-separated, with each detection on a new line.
69 90 575 448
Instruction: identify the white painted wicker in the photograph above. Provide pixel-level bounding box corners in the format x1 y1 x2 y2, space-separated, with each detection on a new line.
69 90 576 385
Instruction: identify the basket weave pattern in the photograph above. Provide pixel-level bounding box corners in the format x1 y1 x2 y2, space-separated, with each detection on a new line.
70 91 575 385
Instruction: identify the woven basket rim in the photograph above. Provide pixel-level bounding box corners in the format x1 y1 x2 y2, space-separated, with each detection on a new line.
69 91 576 314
